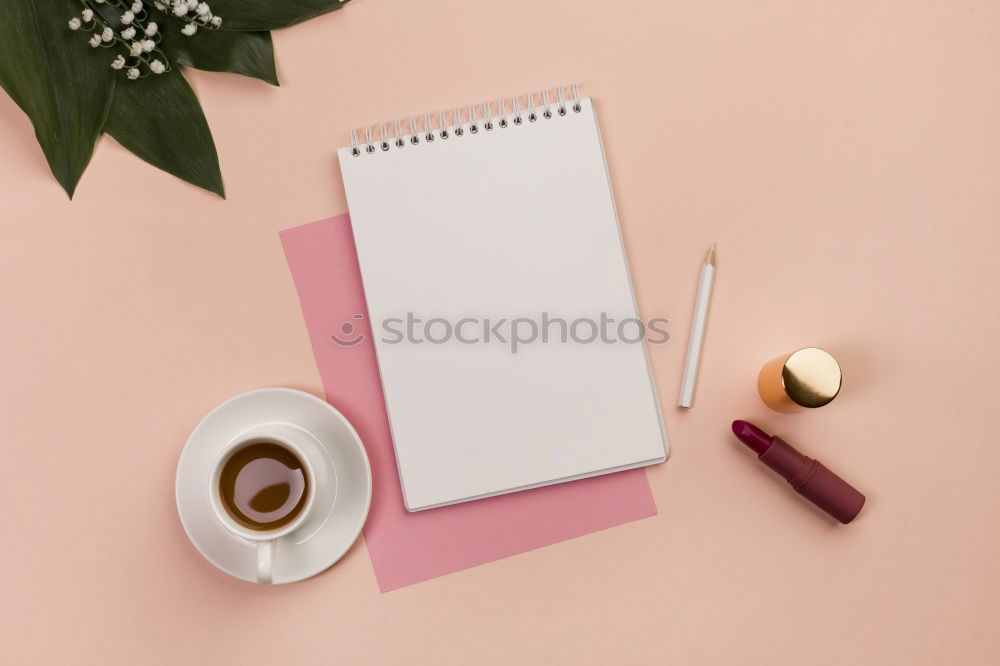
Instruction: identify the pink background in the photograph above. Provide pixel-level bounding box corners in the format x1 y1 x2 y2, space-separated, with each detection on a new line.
2 1 998 664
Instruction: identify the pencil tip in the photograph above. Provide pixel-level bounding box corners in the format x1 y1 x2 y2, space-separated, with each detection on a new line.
706 242 716 266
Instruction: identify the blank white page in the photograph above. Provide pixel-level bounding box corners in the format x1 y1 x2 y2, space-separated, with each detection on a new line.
338 98 668 511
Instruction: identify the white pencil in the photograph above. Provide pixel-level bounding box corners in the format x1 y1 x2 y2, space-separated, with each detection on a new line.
678 243 716 408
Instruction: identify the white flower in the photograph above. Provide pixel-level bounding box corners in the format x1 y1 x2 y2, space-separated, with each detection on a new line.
131 0 143 11
144 22 158 36
181 22 197 36
88 34 102 47
81 8 93 22
210 15 222 27
149 59 166 74
121 26 136 39
94 0 104 3
101 27 113 42
111 55 126 70
130 41 143 56
173 4 187 16
126 68 140 80
141 39 155 52
186 0 198 10
153 1 165 10
120 10 134 24
68 17 82 30
196 3 210 16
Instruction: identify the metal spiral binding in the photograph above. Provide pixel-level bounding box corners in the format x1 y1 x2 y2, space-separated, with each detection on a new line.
348 85 582 156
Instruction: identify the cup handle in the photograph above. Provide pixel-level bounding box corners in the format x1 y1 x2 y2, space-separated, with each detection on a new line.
256 540 274 584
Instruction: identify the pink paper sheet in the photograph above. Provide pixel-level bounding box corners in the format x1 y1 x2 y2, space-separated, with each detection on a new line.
280 214 657 591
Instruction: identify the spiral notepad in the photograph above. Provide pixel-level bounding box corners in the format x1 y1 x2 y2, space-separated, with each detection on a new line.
337 86 668 512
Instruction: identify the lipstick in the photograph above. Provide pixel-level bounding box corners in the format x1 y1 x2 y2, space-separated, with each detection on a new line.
731 420 865 524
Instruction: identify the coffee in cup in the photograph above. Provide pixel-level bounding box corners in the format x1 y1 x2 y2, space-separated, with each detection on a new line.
210 428 323 584
218 440 310 532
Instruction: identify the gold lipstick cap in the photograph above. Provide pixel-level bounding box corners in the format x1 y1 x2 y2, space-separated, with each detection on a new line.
757 347 842 412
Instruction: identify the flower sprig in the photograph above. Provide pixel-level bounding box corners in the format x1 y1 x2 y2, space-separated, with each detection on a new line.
67 0 223 80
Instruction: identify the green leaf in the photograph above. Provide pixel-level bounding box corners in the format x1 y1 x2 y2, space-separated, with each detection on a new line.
0 0 116 198
158 16 279 85
104 68 224 197
210 0 352 32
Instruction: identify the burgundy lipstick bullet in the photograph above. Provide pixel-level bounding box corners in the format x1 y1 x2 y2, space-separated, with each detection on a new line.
731 420 866 524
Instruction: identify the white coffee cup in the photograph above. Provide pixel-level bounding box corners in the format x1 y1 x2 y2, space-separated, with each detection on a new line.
208 423 330 584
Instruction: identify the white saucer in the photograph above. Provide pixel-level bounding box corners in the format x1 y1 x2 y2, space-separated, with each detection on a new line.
176 388 372 584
